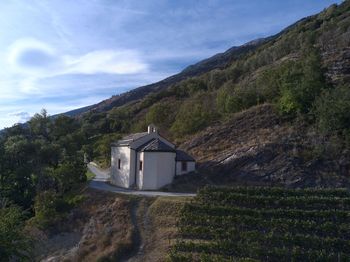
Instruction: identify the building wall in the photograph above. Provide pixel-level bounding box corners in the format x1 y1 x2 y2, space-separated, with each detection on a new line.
111 146 134 188
176 161 196 176
136 152 144 189
141 152 176 190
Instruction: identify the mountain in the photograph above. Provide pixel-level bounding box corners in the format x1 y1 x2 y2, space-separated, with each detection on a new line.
61 37 270 117
46 1 350 188
61 11 337 118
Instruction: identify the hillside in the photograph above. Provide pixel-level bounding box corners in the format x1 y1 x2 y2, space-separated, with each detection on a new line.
75 1 350 188
1 2 350 261
61 38 269 117
3 1 350 190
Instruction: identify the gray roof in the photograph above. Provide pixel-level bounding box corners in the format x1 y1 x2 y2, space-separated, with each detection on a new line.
137 138 176 152
112 132 148 146
176 150 195 162
122 132 148 141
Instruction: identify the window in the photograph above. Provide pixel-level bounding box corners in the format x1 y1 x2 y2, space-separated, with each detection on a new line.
139 160 143 171
118 159 121 169
181 161 187 171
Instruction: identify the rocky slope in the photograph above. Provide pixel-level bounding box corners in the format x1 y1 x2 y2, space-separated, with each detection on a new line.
179 104 350 189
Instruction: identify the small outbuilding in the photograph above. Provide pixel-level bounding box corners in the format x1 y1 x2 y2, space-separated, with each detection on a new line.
111 124 196 190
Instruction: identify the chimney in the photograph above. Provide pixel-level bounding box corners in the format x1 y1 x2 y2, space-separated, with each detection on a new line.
147 124 157 134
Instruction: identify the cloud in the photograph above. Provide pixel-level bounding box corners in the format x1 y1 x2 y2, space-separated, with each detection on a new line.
64 50 148 75
7 111 31 123
6 38 150 97
7 38 149 77
8 38 62 74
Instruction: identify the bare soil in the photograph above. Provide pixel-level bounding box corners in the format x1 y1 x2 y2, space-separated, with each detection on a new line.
31 189 188 262
32 189 136 262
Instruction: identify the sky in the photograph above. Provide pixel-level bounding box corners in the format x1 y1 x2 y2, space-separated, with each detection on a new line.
0 0 342 129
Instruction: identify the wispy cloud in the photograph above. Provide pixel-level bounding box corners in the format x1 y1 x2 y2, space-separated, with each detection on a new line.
8 38 148 77
64 50 148 75
7 111 31 123
6 38 150 97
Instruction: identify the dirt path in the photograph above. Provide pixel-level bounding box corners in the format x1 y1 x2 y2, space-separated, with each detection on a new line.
126 200 153 262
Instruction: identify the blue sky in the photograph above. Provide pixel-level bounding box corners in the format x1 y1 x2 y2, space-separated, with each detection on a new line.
0 0 342 129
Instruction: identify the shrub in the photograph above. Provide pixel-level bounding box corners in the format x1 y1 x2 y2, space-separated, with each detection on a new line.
314 85 350 135
0 204 32 261
171 98 216 137
216 84 262 115
145 102 175 128
33 190 62 228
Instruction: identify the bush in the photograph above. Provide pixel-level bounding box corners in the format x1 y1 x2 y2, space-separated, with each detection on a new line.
314 85 350 135
33 190 70 228
145 102 175 128
94 134 121 167
0 203 32 261
216 84 262 115
277 49 327 116
171 98 216 137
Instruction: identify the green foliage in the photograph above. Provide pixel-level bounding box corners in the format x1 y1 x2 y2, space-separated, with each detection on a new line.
314 85 350 136
32 190 70 228
216 84 263 115
0 108 88 237
207 70 226 90
51 115 79 138
145 102 175 128
86 170 96 181
93 133 122 167
0 202 32 261
108 107 133 133
28 109 50 138
171 97 216 137
169 78 208 98
53 158 87 193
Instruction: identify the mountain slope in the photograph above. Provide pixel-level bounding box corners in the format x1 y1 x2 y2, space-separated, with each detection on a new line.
61 37 269 117
74 1 350 188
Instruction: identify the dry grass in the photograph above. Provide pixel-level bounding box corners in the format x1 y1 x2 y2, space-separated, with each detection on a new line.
127 197 190 262
33 190 191 262
33 190 137 262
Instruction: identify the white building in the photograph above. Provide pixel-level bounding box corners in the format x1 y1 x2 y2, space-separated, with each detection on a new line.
110 124 196 190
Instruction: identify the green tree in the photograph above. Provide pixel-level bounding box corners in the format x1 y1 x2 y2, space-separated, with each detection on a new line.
314 85 350 135
28 109 51 139
171 99 215 136
54 158 86 194
145 103 174 128
278 49 327 115
0 202 32 261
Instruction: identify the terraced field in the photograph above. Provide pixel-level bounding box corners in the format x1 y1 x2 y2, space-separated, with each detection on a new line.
168 187 350 261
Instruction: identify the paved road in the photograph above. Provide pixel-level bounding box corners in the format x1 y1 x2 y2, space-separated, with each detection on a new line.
87 163 110 182
87 163 196 197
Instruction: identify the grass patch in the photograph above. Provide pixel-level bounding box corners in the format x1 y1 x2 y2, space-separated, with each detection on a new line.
86 170 96 181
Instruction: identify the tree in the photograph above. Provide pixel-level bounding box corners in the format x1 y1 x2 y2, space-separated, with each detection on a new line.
145 103 173 128
171 99 214 136
28 109 51 139
53 158 86 194
51 115 79 139
314 85 350 135
0 202 32 261
278 49 327 116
